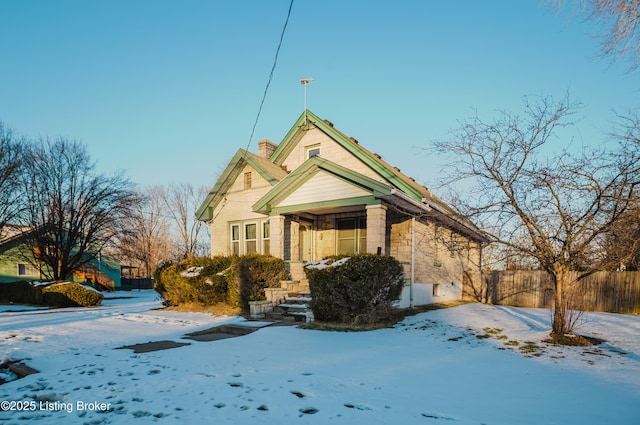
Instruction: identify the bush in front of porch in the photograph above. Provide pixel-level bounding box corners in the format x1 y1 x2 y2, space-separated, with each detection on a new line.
153 255 288 315
305 254 404 325
154 256 231 306
225 254 289 313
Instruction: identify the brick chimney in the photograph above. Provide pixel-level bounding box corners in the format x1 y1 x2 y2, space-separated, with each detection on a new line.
258 139 278 159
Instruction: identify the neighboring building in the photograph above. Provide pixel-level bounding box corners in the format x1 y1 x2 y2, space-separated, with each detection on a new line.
0 226 121 289
196 110 488 307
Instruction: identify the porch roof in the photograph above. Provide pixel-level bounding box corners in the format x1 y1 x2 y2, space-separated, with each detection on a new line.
252 156 395 216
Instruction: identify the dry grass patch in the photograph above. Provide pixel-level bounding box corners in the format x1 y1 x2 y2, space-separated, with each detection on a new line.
543 333 605 347
302 300 471 332
162 302 241 316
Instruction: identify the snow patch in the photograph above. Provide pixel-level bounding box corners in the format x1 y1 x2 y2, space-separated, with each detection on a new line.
180 266 204 277
1 292 639 424
304 257 350 269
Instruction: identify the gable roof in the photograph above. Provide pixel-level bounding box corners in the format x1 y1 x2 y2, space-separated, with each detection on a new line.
271 110 431 202
253 156 394 215
197 110 488 242
196 149 289 221
269 110 487 241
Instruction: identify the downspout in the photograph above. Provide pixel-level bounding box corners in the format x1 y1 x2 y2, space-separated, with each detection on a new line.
410 216 415 308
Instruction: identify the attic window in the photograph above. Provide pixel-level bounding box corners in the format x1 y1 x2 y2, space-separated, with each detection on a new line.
17 263 39 277
306 145 321 159
244 172 252 190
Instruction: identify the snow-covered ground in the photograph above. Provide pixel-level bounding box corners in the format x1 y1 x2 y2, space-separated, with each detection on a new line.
1 290 639 425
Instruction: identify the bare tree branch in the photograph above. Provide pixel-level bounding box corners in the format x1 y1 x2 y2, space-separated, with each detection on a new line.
549 0 640 72
430 94 640 335
19 138 136 281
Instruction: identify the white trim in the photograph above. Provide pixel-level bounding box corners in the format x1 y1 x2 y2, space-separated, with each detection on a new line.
244 222 258 254
230 223 240 255
262 221 271 255
229 219 271 256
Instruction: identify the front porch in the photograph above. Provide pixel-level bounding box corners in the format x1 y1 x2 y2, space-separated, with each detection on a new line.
268 203 390 282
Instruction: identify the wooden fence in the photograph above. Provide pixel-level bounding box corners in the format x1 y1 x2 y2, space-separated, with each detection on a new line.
463 270 640 314
121 277 154 290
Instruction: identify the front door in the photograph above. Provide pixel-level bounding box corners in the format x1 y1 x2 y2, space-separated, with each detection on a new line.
299 224 312 262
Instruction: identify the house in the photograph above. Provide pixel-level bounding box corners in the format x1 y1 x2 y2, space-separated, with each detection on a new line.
0 226 121 290
196 110 488 307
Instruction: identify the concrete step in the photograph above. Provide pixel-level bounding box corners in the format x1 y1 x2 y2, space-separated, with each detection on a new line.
284 296 312 304
265 308 297 322
266 304 311 323
279 304 309 313
280 279 310 294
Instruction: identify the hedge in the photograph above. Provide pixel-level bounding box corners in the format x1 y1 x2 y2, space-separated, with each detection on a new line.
154 255 289 314
41 282 104 307
0 280 44 305
153 256 232 306
0 281 103 307
225 254 289 313
305 254 405 324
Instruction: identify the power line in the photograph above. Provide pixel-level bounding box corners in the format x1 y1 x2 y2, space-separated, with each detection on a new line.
244 0 294 154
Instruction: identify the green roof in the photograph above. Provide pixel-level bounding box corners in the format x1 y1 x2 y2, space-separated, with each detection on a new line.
196 110 487 242
196 149 288 221
252 156 393 215
271 110 430 202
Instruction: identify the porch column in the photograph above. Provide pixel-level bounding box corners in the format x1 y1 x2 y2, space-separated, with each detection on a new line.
366 203 387 255
269 215 285 259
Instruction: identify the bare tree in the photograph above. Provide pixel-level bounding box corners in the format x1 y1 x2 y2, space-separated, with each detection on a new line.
162 182 209 259
603 200 640 269
601 111 640 269
117 185 172 277
550 0 640 72
0 121 25 237
432 94 640 336
20 137 136 281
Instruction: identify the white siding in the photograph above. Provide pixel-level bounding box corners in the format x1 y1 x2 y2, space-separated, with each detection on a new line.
278 171 370 207
281 129 384 183
208 164 272 256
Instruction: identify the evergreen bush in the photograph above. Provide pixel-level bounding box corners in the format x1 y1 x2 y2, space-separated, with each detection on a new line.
153 255 288 313
305 254 405 324
226 254 289 313
0 280 44 305
154 256 232 306
41 282 103 307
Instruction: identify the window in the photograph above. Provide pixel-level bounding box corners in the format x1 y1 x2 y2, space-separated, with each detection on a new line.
262 221 270 255
230 220 270 255
231 224 240 255
245 223 257 254
336 217 367 254
358 217 367 253
306 144 321 159
17 263 39 277
244 172 252 190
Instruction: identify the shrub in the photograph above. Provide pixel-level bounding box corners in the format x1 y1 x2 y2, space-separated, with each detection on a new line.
306 254 405 324
154 256 232 306
226 254 289 313
154 255 288 314
41 282 104 307
0 281 43 305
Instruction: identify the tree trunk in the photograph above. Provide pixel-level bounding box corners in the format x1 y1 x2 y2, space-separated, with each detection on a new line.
551 265 569 335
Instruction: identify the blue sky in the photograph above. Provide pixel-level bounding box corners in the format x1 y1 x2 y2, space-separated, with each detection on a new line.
1 0 637 192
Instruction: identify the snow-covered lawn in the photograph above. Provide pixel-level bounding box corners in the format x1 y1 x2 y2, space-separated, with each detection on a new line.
1 290 639 424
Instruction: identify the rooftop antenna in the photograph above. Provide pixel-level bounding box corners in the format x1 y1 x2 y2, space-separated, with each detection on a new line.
300 78 314 124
